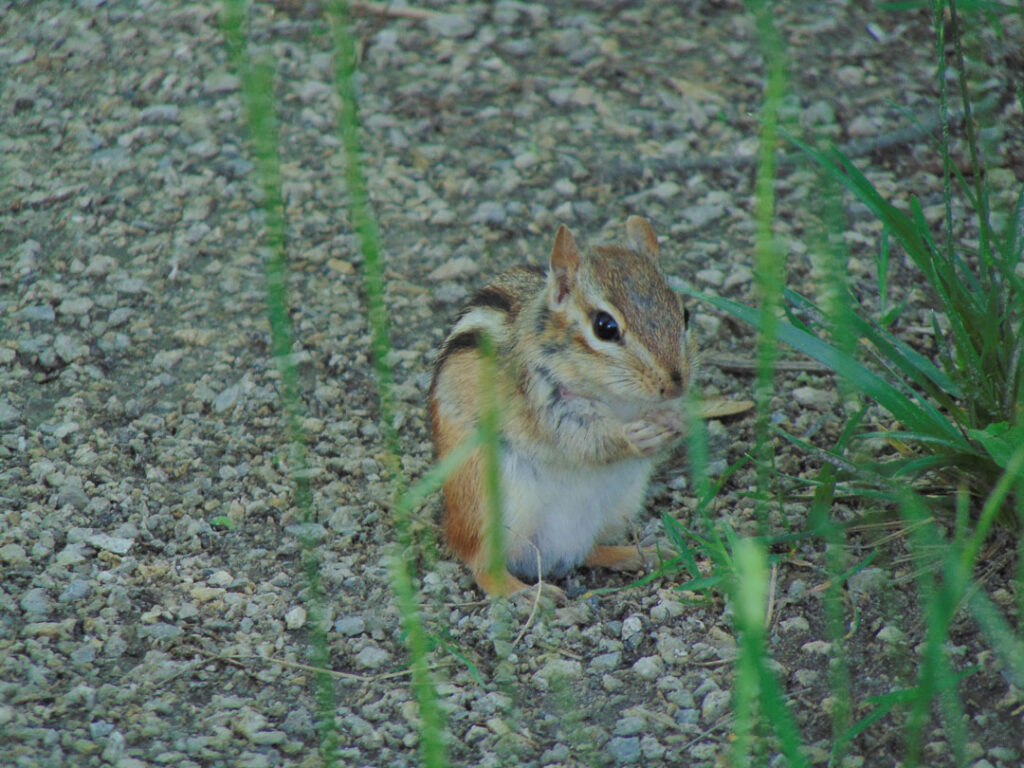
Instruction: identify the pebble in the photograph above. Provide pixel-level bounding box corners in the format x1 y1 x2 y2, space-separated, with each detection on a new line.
18 304 56 322
335 616 366 637
20 587 53 617
354 645 391 669
847 567 888 595
469 201 506 226
0 543 28 566
85 533 134 555
681 204 725 228
632 655 665 680
57 297 94 316
607 736 641 764
426 13 476 39
532 659 583 690
701 688 731 723
428 257 479 282
792 386 834 410
284 606 307 630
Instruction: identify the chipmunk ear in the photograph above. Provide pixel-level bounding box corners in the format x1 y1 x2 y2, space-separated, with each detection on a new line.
548 224 581 308
625 216 659 263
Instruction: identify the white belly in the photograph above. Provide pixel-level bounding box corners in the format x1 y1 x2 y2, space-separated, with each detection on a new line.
499 448 654 580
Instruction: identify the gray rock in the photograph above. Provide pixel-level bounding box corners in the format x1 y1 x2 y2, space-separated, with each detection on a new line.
214 383 240 413
469 201 506 226
17 304 56 323
85 533 134 554
354 645 391 669
682 204 726 228
58 476 89 509
532 659 582 690
426 13 476 39
57 297 94 316
59 579 92 603
613 715 645 736
607 736 641 764
139 623 184 641
335 616 366 636
632 655 664 680
847 566 888 595
701 688 731 723
0 543 28 566
54 334 89 363
20 587 52 617
0 401 19 427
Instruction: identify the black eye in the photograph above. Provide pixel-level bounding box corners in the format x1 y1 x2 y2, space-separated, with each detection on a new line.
592 311 621 342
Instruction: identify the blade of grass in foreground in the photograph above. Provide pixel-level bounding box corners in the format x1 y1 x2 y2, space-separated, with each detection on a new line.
220 1 339 763
324 2 447 765
745 0 788 536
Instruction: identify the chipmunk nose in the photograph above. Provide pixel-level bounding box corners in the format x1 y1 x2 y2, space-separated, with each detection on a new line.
661 369 684 399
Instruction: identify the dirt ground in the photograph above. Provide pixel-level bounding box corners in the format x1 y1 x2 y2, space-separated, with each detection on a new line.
2 1 1023 766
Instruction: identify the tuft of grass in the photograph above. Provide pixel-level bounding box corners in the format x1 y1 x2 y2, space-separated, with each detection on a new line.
323 2 448 765
220 1 340 764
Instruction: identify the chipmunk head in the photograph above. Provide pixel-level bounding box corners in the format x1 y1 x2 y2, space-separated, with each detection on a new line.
543 217 692 404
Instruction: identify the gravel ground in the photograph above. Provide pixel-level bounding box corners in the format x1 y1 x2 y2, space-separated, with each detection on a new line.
2 2 1023 766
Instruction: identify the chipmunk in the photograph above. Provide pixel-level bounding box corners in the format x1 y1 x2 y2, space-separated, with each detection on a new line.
429 217 694 598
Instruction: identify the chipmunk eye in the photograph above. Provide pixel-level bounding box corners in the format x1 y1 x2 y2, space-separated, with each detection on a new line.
592 311 621 342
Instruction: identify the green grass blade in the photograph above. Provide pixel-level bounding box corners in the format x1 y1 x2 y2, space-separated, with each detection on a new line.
685 288 969 449
324 3 447 765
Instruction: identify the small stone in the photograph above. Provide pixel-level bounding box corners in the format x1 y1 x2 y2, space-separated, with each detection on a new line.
641 735 666 759
591 651 621 672
54 334 89 363
650 180 680 200
0 543 28 567
140 104 180 123
17 304 56 323
426 13 476 38
847 567 887 595
613 716 645 736
801 640 833 655
876 625 906 645
56 543 88 566
532 659 582 690
153 349 185 370
335 616 366 636
780 616 810 633
607 736 641 764
470 201 505 226
428 257 479 282
207 570 233 587
139 623 183 641
57 297 94 315
214 384 240 413
682 204 725 228
60 579 92 603
513 151 539 171
20 587 52 617
701 688 730 723
285 606 307 630
633 655 665 680
792 386 833 410
0 400 20 426
85 533 133 554
354 645 391 669
695 268 725 287
58 476 90 509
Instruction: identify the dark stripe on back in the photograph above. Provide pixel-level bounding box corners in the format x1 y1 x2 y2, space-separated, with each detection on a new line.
466 286 513 314
433 329 481 376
